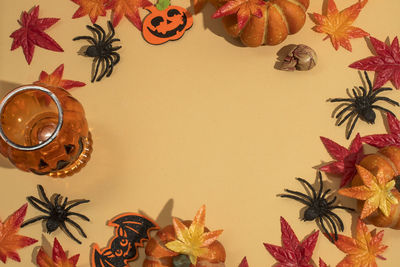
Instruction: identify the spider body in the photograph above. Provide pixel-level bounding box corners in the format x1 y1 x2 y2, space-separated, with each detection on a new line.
280 171 354 242
21 185 90 244
330 71 399 139
73 21 121 82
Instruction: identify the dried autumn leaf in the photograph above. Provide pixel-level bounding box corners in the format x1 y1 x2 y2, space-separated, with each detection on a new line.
334 219 387 267
34 64 86 90
263 217 319 266
239 256 248 267
338 165 398 219
0 204 37 263
212 0 264 30
71 0 108 24
106 0 152 30
319 134 364 187
319 258 328 267
165 205 223 265
10 6 64 64
350 36 400 89
37 238 80 267
362 112 400 148
312 0 369 51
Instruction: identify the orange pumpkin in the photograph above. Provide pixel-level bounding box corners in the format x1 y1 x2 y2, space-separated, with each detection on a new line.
143 221 226 267
347 146 400 229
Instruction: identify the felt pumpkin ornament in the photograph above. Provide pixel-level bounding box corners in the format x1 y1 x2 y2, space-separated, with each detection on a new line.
142 0 193 45
194 0 309 47
143 205 226 267
339 146 400 229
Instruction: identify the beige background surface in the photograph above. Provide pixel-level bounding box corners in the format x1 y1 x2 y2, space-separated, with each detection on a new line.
1 0 400 266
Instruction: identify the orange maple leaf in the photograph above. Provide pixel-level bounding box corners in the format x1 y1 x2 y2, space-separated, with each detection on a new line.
37 238 80 267
334 219 387 267
312 0 369 51
71 0 108 24
0 204 37 263
106 0 152 30
34 64 86 90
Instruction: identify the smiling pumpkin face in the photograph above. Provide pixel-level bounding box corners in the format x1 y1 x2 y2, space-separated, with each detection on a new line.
142 5 193 45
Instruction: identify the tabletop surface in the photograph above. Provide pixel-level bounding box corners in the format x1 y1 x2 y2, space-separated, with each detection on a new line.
1 0 400 266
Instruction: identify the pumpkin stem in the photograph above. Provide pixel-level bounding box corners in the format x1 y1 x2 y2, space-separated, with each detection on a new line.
173 254 191 267
395 175 400 192
156 0 171 11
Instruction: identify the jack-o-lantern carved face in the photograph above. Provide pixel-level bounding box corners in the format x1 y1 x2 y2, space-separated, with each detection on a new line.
142 5 193 45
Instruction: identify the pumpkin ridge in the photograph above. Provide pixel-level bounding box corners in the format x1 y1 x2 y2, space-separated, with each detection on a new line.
376 151 400 177
262 7 268 45
272 4 289 33
286 0 306 11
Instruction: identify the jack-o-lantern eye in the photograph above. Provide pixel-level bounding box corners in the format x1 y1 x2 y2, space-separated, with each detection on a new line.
64 144 75 154
115 249 122 257
120 239 128 247
38 159 49 169
167 9 180 17
151 16 164 27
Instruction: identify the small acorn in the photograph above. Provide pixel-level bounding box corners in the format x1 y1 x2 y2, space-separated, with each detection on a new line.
279 44 317 71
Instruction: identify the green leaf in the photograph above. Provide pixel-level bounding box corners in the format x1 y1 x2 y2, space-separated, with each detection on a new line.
156 0 170 10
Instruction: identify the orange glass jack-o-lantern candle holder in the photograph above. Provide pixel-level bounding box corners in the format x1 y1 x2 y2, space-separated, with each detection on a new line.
0 84 92 177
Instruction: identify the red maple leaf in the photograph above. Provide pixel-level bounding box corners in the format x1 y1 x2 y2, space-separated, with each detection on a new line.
71 0 108 24
239 257 248 267
319 258 328 267
10 6 64 65
0 204 38 263
362 112 400 148
349 36 400 89
319 134 364 187
263 217 319 267
37 238 80 267
34 64 86 90
106 0 152 30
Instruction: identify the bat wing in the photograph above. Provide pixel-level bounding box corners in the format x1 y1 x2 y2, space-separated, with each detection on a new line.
91 245 128 267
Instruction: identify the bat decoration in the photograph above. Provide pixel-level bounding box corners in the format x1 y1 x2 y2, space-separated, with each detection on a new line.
91 213 159 267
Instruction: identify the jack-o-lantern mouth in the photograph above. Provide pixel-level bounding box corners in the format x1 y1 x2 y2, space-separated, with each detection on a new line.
147 10 188 38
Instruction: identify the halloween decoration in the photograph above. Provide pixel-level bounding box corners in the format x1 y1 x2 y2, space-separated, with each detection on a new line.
264 217 320 266
143 205 226 267
106 0 152 30
10 5 63 64
278 44 317 71
280 171 354 242
71 0 108 24
37 238 80 267
312 0 369 51
91 213 158 267
239 257 248 267
73 21 121 82
362 112 400 148
207 0 309 47
329 71 399 139
338 146 400 229
34 64 86 90
319 134 364 187
350 36 400 89
0 204 37 263
21 185 90 244
333 219 387 266
142 0 193 45
0 84 92 177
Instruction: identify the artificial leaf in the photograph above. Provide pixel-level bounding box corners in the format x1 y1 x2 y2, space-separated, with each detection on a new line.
312 0 369 51
34 64 86 90
10 6 63 64
193 0 208 14
165 205 223 265
106 0 152 30
239 257 248 267
156 0 170 11
362 112 400 147
71 0 108 24
350 36 400 89
263 217 319 267
212 0 264 30
37 238 80 267
338 165 398 219
334 219 387 267
0 204 37 263
319 258 328 267
319 134 364 187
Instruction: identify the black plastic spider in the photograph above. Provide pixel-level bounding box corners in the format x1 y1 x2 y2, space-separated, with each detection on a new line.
329 71 399 139
73 21 121 82
21 185 90 244
279 171 354 242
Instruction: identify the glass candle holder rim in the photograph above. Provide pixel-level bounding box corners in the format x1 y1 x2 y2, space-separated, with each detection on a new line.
0 85 64 151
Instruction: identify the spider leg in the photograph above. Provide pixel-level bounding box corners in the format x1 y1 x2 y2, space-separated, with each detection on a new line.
27 197 50 214
67 212 90 221
295 177 317 200
371 105 397 116
330 205 355 212
324 210 344 231
92 57 102 83
346 114 360 140
72 36 96 44
372 97 400 106
65 199 90 211
283 189 313 202
93 23 106 43
110 38 121 44
66 218 87 238
105 21 115 43
61 197 69 209
337 110 356 126
327 196 337 205
359 86 367 97
21 215 49 228
60 222 82 244
335 104 354 119
352 88 359 98
54 194 61 206
38 185 51 204
321 189 331 199
280 194 312 206
86 25 102 43
96 56 110 81
111 46 122 52
318 217 335 242
323 214 338 241
110 52 120 65
316 171 323 199
370 87 393 98
105 55 114 77
329 98 355 103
